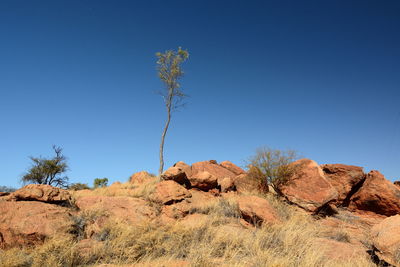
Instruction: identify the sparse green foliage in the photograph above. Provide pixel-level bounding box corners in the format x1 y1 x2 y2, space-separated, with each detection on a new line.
0 185 16 192
68 183 90 191
93 178 108 188
247 147 298 193
21 145 69 188
156 47 189 176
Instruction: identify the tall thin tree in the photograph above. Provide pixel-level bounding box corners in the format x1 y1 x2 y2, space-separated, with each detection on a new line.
156 47 189 176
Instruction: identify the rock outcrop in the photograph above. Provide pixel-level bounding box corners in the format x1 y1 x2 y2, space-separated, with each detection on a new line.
236 195 279 225
0 201 74 248
149 180 192 205
129 171 155 184
321 164 365 205
219 161 246 175
75 196 157 224
277 159 338 212
371 214 400 266
5 184 73 205
349 171 400 216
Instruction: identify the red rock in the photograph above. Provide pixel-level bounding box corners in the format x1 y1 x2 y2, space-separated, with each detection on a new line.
220 161 246 175
188 160 237 180
236 195 279 225
0 192 10 197
188 171 218 191
277 159 338 212
394 181 400 189
161 166 191 187
218 177 236 193
160 189 222 223
129 171 155 184
6 184 73 204
349 171 400 216
173 161 191 171
321 164 365 204
149 180 191 205
75 196 157 224
371 214 400 266
313 238 368 261
0 201 73 248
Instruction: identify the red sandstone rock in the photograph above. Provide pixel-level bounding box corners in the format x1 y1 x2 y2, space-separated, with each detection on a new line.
0 201 73 248
129 171 155 184
220 161 246 175
277 159 338 212
371 214 400 266
187 171 218 191
321 164 365 204
76 196 157 225
161 166 191 187
6 184 73 204
218 177 236 193
149 180 191 205
349 171 400 216
236 195 279 225
188 160 237 180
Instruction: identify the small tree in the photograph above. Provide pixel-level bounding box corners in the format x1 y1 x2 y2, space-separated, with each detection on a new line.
156 47 189 176
247 147 298 193
68 183 90 191
0 186 16 193
21 145 69 188
93 178 108 189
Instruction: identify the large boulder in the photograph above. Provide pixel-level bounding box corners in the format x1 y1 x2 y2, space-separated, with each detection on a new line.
349 171 400 216
236 195 279 225
161 166 191 187
149 181 191 205
321 164 365 205
6 184 73 205
219 161 246 175
160 189 217 224
218 177 236 193
188 171 218 191
277 159 338 212
0 201 74 248
188 160 237 180
371 215 400 266
75 196 157 224
129 171 155 184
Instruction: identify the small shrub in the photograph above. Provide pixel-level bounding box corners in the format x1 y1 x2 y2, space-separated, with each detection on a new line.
247 146 299 194
0 185 17 193
68 183 90 191
93 178 108 189
329 230 352 243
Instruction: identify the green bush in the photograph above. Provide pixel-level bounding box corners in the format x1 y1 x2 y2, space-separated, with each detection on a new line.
93 178 108 189
68 183 90 191
0 185 17 193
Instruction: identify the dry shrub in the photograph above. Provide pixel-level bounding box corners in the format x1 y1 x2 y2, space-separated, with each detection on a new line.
246 147 299 194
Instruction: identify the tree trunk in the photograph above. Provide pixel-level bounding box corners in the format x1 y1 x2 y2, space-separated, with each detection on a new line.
159 105 171 178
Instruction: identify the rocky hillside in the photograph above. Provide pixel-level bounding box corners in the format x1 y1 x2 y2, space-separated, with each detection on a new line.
1 159 400 266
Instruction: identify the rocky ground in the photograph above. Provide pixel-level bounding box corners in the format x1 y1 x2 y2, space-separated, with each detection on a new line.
1 159 400 266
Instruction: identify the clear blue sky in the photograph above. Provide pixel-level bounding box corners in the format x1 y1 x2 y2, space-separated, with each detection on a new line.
1 0 399 188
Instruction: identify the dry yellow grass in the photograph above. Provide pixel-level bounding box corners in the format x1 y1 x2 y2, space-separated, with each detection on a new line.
0 187 375 267
70 180 157 200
